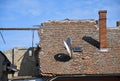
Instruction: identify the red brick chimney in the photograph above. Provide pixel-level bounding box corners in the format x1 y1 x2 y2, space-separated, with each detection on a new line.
99 10 107 51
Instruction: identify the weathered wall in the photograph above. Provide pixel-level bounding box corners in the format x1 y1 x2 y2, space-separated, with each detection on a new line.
0 53 4 81
0 52 8 81
4 47 40 78
39 20 120 75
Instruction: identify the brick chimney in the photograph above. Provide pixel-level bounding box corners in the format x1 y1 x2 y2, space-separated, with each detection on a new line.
99 10 108 52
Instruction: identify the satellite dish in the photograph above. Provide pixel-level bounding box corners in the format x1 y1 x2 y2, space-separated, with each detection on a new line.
63 41 72 57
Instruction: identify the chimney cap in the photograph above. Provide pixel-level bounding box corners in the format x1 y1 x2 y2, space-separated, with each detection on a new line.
99 10 107 14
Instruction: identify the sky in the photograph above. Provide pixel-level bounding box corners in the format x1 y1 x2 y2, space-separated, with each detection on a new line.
0 0 120 51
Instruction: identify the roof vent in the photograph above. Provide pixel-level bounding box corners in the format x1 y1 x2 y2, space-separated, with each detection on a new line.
73 46 83 52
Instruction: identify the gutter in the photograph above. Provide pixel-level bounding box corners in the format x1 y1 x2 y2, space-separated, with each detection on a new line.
48 74 120 81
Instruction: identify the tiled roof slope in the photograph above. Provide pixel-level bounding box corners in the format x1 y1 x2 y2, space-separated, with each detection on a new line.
38 20 120 76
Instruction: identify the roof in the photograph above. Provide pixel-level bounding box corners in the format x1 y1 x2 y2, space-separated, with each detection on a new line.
38 20 120 76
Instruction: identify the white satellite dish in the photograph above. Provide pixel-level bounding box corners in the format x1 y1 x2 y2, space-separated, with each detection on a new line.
63 41 72 57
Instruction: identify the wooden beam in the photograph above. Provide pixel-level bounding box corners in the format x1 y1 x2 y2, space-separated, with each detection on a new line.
0 28 39 30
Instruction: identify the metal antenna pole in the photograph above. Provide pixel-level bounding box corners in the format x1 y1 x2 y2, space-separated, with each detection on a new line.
32 30 34 47
0 31 6 44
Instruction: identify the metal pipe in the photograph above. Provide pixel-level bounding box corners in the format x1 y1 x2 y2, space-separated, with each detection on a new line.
0 28 39 30
0 31 6 44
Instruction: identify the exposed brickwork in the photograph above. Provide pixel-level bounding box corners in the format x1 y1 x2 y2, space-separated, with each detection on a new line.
38 19 120 76
99 10 107 48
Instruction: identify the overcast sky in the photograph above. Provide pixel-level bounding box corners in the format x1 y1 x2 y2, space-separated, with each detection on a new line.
0 0 120 51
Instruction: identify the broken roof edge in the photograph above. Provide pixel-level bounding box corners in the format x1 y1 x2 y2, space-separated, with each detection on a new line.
41 19 97 26
46 19 96 23
48 19 96 22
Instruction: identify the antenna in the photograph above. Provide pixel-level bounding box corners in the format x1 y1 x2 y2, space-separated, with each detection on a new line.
0 31 6 44
63 41 72 57
32 30 34 47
